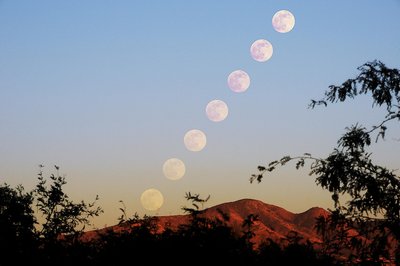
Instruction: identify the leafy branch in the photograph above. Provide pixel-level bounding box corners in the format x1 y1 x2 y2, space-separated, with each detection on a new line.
252 60 400 263
250 153 320 184
181 192 210 215
34 165 103 241
309 60 400 143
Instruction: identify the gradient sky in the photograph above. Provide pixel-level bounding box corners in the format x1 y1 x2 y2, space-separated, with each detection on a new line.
1 0 400 228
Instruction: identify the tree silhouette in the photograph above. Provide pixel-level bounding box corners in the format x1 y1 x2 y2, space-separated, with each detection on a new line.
34 165 103 242
241 213 259 249
0 184 36 265
0 165 104 265
251 60 400 264
0 177 335 265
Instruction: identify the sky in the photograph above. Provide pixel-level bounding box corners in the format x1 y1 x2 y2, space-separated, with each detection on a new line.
1 0 400 228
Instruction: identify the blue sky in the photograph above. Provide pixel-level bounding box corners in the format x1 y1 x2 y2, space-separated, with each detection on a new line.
1 0 399 227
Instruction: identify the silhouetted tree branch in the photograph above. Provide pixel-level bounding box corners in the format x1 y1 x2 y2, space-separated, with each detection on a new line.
34 165 103 242
252 60 400 264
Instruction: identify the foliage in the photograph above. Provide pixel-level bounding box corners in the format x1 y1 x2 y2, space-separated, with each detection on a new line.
0 165 103 265
0 173 333 265
252 60 400 264
242 213 259 248
34 165 103 241
94 192 331 265
0 184 36 265
181 191 211 216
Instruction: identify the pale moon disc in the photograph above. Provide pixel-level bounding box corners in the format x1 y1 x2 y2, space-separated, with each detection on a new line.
272 10 295 33
163 158 186 180
250 39 273 62
184 129 207 152
227 70 250 93
140 188 164 211
206 100 229 122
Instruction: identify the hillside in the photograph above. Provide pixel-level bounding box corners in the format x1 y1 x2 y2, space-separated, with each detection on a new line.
85 199 329 246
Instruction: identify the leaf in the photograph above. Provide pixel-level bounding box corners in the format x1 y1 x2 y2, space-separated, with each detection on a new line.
258 166 266 171
268 161 278 167
280 156 291 165
295 159 305 169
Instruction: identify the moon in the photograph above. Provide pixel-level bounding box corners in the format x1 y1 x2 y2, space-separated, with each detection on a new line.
272 10 295 33
227 70 250 93
163 158 185 180
184 129 206 152
140 188 164 211
250 39 273 62
206 100 228 122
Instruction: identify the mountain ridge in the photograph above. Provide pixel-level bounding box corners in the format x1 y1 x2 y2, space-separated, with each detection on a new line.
85 198 329 247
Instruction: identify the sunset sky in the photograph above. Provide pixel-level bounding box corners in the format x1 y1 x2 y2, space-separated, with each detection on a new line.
1 0 400 228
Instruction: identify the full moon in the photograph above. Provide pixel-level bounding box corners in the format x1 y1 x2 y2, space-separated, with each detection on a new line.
184 129 207 152
206 100 228 122
163 158 185 180
250 39 273 62
227 70 250 93
140 188 164 211
272 10 295 33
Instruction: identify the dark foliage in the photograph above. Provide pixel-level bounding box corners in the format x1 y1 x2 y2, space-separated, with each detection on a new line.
90 193 332 266
0 176 333 265
0 184 36 265
0 166 102 266
252 60 400 265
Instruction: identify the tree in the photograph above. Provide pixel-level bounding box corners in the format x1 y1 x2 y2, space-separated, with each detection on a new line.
251 60 400 264
33 165 103 265
0 184 36 265
0 166 104 265
34 165 103 242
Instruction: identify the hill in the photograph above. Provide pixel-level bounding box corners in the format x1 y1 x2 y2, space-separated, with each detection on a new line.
85 199 329 247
